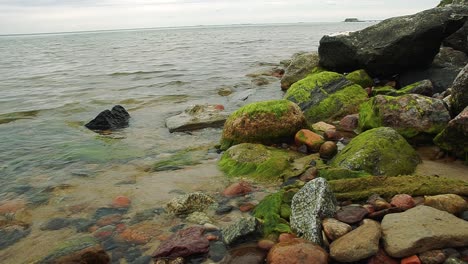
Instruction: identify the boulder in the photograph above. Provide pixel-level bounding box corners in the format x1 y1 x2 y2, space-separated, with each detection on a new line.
359 94 451 138
280 52 320 90
329 175 468 201
444 20 468 54
165 104 228 133
450 64 468 115
221 216 258 245
220 100 306 150
318 6 468 77
218 143 308 182
331 127 420 176
322 218 352 241
284 71 368 124
152 226 209 259
85 105 130 130
398 47 468 93
330 219 381 262
267 238 329 264
434 106 468 158
290 178 337 245
166 192 215 216
381 206 468 258
424 194 468 214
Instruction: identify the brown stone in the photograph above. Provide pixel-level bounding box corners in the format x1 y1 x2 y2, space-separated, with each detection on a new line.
295 129 324 152
340 114 359 132
322 218 352 241
424 194 468 214
319 141 338 159
223 181 253 197
267 238 328 264
390 194 415 210
54 245 110 264
239 203 255 212
152 226 209 258
299 167 318 182
335 205 368 224
367 194 391 211
367 248 399 264
324 130 343 141
257 239 275 250
112 196 131 208
418 249 447 264
368 207 404 221
222 244 266 264
278 233 297 243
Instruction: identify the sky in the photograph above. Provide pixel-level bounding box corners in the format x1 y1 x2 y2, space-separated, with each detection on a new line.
0 0 441 34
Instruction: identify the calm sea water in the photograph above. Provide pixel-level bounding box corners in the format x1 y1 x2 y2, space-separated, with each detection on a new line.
0 23 375 262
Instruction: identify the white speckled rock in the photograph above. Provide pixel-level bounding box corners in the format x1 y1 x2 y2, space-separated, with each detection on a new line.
330 219 381 262
290 177 337 245
166 192 215 216
382 206 468 258
222 216 258 245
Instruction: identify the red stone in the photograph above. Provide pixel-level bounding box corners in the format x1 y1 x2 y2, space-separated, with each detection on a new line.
367 248 399 264
335 206 369 224
214 104 225 111
112 196 131 208
239 203 255 212
340 114 359 132
152 226 209 258
391 194 415 210
324 130 343 141
223 181 253 197
267 238 328 264
96 214 122 227
206 234 218 241
278 233 297 243
0 199 26 214
294 129 324 152
401 255 421 264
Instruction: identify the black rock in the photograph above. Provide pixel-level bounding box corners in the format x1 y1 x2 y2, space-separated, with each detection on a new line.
85 105 130 131
93 207 128 220
216 205 234 215
444 20 468 54
209 241 228 262
318 5 468 78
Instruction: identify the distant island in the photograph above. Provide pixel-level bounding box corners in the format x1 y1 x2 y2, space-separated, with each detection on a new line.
344 18 362 22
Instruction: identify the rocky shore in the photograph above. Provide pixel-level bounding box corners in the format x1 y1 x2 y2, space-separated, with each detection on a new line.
1 1 467 264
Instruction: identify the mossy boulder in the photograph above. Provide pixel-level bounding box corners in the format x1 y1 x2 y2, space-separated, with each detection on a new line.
253 190 293 237
345 69 374 88
219 143 309 182
359 94 451 138
284 71 368 124
434 106 468 159
220 100 306 150
330 127 420 176
371 86 398 96
281 52 320 90
317 167 371 181
397 79 433 96
329 175 468 201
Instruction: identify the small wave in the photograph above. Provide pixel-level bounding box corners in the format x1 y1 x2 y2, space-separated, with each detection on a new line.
109 70 166 76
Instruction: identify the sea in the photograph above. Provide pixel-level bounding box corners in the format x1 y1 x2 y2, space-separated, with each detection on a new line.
0 22 375 263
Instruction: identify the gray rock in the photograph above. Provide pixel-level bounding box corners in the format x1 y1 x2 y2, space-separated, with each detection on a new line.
434 106 468 158
165 104 228 133
222 216 258 245
382 205 468 258
450 63 468 115
359 94 451 139
444 257 468 264
290 177 337 246
399 47 468 93
281 52 320 90
166 192 215 216
318 6 468 77
330 219 381 262
444 20 468 54
398 79 434 96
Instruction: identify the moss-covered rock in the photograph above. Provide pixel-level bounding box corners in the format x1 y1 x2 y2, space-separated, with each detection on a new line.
317 167 371 181
359 94 451 138
434 106 468 159
331 127 420 176
220 100 306 150
330 175 468 201
345 69 374 88
371 86 398 96
253 190 292 237
285 71 368 124
397 79 433 96
218 143 308 182
281 52 320 90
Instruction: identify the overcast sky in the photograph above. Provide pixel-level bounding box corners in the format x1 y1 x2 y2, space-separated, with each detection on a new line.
0 0 440 34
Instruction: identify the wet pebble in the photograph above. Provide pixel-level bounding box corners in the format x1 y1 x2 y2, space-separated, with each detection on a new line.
40 217 72 231
216 204 233 215
367 194 391 211
93 207 128 220
419 249 447 264
223 181 253 197
71 218 95 232
257 239 275 250
222 244 267 264
335 205 369 224
444 257 468 264
96 214 122 227
239 203 255 212
93 225 116 240
299 167 318 182
209 241 228 262
390 194 415 210
367 207 404 221
112 196 131 208
130 209 157 224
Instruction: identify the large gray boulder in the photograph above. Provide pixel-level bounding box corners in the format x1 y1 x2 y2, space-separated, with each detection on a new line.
381 205 468 258
280 52 320 90
444 20 468 54
450 63 468 115
318 6 468 77
290 178 337 246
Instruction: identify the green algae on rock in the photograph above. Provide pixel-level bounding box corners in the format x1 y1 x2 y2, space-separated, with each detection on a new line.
284 71 368 124
434 106 468 159
281 52 320 90
331 127 420 176
371 86 398 96
153 145 212 171
345 69 374 88
218 143 306 182
329 175 468 201
397 80 433 96
253 190 292 237
318 167 371 181
220 100 306 150
359 94 450 138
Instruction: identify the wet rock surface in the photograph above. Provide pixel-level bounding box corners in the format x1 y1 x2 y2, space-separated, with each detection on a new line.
152 226 209 259
165 104 229 133
85 105 130 131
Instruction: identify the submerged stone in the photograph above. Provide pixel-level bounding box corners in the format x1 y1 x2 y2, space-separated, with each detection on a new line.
85 105 130 131
165 104 228 133
331 127 420 176
152 226 209 259
39 236 108 264
166 192 215 216
222 216 258 245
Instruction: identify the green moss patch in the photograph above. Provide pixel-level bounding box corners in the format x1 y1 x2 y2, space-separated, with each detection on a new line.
330 175 468 201
153 145 211 171
318 167 371 180
345 69 374 88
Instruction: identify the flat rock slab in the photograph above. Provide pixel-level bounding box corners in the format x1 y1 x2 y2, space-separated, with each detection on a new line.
381 205 468 258
165 104 228 132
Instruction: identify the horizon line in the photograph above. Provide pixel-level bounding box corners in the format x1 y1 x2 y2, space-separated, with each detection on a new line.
0 20 380 37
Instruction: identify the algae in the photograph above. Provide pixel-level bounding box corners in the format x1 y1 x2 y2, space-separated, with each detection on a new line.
345 69 374 88
153 145 211 171
318 167 371 180
253 190 292 237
